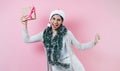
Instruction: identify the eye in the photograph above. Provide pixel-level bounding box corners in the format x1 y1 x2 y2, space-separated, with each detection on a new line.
57 19 61 21
52 17 55 20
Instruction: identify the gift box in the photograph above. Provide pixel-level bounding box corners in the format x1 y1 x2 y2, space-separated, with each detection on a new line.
22 6 36 20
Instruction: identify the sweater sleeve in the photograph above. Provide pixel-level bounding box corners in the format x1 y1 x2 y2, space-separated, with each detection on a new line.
22 28 43 43
68 31 94 50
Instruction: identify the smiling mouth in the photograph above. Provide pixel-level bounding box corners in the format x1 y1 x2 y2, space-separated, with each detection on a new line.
53 24 59 28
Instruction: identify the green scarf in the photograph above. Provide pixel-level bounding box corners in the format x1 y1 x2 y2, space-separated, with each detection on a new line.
43 24 70 68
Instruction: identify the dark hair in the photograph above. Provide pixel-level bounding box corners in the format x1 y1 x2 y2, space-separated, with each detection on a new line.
51 14 64 21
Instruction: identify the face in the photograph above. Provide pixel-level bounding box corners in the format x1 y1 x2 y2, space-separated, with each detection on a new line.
50 14 63 30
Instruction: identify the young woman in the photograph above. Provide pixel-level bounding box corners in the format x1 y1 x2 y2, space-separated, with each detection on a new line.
21 10 100 71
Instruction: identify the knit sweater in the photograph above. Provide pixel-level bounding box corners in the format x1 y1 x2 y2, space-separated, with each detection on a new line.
22 27 94 71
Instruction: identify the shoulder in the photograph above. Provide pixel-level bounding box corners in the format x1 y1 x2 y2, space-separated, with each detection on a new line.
63 30 74 41
66 30 73 35
64 30 74 38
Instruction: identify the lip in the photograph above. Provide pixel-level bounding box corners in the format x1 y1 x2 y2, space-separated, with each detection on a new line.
52 24 59 29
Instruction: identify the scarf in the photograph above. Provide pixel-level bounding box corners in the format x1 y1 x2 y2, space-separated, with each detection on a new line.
43 24 70 68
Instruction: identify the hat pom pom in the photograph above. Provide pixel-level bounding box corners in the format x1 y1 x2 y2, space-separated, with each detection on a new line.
47 23 51 27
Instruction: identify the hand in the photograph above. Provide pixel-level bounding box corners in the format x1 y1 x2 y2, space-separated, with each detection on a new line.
20 16 28 24
94 34 100 45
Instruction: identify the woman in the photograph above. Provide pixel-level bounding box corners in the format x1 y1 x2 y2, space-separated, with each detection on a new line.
21 9 100 71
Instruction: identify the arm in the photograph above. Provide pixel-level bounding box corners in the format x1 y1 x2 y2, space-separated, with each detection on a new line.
69 31 94 50
21 17 43 43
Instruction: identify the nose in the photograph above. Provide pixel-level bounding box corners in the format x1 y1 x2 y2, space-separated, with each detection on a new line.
54 20 58 24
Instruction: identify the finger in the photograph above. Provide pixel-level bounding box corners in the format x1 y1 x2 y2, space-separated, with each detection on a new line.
22 16 28 22
97 34 100 40
95 34 100 40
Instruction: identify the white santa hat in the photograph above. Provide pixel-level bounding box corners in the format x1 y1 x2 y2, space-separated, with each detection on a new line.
49 9 65 21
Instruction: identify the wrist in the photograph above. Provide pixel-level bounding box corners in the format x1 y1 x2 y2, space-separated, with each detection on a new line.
94 41 97 45
94 40 97 45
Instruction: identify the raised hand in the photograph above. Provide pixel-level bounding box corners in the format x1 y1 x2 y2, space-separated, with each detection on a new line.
94 34 100 45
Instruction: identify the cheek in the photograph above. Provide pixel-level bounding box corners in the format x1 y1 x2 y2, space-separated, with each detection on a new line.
49 21 53 24
58 21 62 25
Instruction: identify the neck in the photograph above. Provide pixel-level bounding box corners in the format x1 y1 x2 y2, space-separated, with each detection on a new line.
52 29 57 37
52 29 56 33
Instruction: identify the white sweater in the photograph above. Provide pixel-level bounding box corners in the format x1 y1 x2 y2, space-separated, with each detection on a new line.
22 28 94 71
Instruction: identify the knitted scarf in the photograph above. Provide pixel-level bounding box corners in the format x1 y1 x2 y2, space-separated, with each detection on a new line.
43 24 70 68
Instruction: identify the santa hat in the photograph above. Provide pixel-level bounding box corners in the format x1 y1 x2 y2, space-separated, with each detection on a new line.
49 9 65 21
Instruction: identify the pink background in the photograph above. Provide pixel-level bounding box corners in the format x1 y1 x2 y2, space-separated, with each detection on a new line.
0 0 120 71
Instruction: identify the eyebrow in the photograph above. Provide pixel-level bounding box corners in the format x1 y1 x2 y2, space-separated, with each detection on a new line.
52 17 61 20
